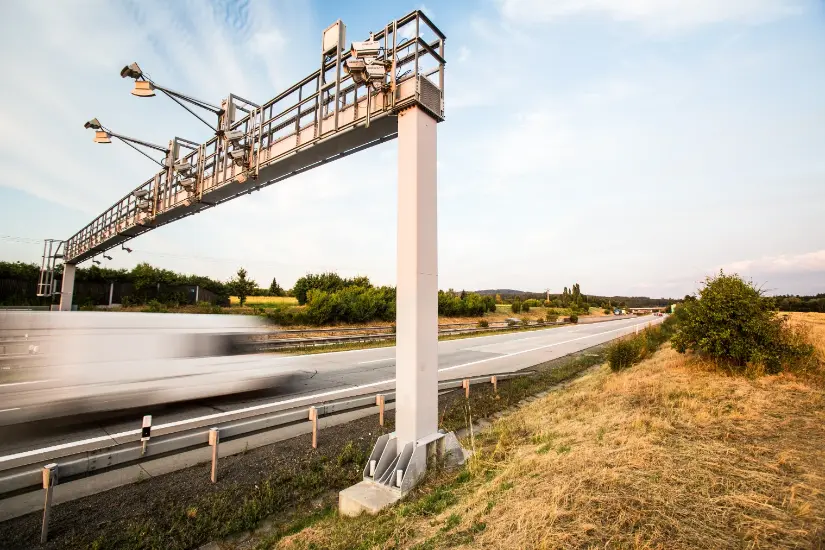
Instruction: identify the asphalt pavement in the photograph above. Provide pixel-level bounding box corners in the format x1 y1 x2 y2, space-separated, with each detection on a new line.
0 315 661 458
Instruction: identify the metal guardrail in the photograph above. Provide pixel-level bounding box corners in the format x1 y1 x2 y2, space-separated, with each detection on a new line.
0 372 530 498
253 320 565 350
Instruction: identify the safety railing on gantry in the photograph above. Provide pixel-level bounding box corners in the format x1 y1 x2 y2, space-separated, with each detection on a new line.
62 10 445 266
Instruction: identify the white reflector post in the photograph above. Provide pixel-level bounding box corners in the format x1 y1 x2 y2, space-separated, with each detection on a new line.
141 414 152 455
395 105 439 452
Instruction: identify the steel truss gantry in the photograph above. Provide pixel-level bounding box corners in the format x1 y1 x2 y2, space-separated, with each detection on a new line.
53 10 444 269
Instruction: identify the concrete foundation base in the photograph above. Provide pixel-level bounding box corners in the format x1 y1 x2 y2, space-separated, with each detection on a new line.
339 480 403 517
338 430 466 517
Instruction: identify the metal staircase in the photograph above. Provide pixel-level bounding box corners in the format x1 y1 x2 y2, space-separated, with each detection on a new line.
36 240 64 297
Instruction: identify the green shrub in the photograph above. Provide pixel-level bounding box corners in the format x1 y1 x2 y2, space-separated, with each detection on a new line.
264 307 309 326
292 272 372 305
305 285 396 325
143 299 167 313
607 336 644 371
672 271 815 374
438 290 491 317
478 319 489 328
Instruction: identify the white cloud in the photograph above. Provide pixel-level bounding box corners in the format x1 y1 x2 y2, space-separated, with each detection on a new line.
723 250 825 275
497 0 806 32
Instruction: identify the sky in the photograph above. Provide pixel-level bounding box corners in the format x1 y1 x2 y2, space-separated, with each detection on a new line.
0 0 823 298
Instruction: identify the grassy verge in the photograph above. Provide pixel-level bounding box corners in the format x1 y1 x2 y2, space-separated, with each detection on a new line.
262 317 825 549
282 323 565 355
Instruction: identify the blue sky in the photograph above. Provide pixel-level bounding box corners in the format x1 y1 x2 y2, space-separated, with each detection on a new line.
1 0 823 297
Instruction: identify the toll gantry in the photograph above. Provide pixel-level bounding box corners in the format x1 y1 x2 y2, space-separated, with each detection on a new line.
36 9 457 511
38 10 445 303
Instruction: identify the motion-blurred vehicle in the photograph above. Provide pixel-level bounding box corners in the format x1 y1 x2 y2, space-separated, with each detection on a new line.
0 311 296 426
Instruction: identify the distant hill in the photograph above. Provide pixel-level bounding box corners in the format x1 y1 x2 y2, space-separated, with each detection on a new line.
474 289 527 296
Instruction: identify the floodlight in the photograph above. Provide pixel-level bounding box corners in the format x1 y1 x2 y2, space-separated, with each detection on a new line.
119 61 223 133
103 254 112 260
84 118 102 130
351 39 381 58
93 130 112 144
120 62 143 80
131 80 156 97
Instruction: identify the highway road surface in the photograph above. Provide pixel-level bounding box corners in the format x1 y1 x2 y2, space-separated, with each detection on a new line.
0 315 661 458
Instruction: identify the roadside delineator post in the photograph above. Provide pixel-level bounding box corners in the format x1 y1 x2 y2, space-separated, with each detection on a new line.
41 463 57 544
309 407 318 449
141 415 152 456
208 428 220 483
376 394 386 426
462 379 470 399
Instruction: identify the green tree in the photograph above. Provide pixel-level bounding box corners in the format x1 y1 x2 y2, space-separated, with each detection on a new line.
229 268 257 307
269 277 285 297
291 272 372 305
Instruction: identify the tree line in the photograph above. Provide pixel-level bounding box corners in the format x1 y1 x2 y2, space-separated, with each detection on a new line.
774 294 825 313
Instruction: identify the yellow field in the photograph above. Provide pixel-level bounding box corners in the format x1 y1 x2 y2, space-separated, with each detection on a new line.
229 295 298 306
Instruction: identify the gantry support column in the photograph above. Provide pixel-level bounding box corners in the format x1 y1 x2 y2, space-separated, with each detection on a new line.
395 105 439 451
58 264 76 312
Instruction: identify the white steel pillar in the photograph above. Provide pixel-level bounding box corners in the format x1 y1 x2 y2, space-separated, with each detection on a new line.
395 105 439 451
59 264 76 312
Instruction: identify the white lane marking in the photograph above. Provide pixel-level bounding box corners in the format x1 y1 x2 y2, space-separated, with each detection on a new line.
0 379 53 388
357 358 392 365
0 317 660 464
0 408 21 413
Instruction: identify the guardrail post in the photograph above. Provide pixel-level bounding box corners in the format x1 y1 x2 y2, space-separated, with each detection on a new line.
41 463 57 544
376 394 386 426
462 379 470 399
490 375 498 394
309 407 318 449
208 428 220 483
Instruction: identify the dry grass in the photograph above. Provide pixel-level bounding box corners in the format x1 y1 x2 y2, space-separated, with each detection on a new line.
787 311 825 350
270 315 825 550
229 295 298 306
